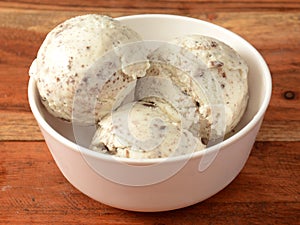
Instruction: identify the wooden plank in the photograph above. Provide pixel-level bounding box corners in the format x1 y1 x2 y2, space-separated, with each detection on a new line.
0 141 299 224
256 120 300 141
0 0 299 13
0 111 43 141
0 68 31 112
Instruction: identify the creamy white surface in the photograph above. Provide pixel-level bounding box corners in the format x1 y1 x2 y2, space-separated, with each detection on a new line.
144 35 249 140
30 15 248 159
29 14 149 124
171 35 249 134
90 97 205 159
91 35 248 158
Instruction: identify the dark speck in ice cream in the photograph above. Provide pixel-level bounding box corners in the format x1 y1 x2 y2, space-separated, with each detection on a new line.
141 101 157 108
210 61 224 67
211 41 218 47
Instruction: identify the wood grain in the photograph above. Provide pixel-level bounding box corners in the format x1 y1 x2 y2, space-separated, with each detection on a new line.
0 141 299 225
0 1 299 224
0 0 300 13
0 111 43 141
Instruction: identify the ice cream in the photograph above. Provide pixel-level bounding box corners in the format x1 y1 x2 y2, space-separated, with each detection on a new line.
90 35 248 158
29 14 248 159
29 14 149 124
169 35 249 134
90 97 205 159
137 35 249 140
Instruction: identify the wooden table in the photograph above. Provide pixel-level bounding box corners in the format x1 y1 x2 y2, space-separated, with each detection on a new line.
1 0 299 224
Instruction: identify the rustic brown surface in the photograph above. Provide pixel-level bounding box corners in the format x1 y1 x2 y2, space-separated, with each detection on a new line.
0 0 299 224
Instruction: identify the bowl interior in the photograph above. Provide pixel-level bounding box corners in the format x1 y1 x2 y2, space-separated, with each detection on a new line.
29 14 271 159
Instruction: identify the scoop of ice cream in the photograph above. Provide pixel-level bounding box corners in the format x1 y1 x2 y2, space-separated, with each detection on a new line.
171 35 249 133
90 97 205 159
142 35 248 141
29 14 149 124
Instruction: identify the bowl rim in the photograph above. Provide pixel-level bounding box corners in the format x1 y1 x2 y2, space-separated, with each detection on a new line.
28 14 272 165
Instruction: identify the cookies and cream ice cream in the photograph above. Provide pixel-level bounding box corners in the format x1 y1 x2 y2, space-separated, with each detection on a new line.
29 14 149 124
29 14 248 159
90 97 205 159
90 35 248 157
169 35 249 134
134 35 248 140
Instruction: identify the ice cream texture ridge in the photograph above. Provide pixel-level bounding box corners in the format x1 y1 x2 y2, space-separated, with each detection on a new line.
29 14 249 159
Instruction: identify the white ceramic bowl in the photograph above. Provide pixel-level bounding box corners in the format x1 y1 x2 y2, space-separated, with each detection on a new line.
28 14 272 212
